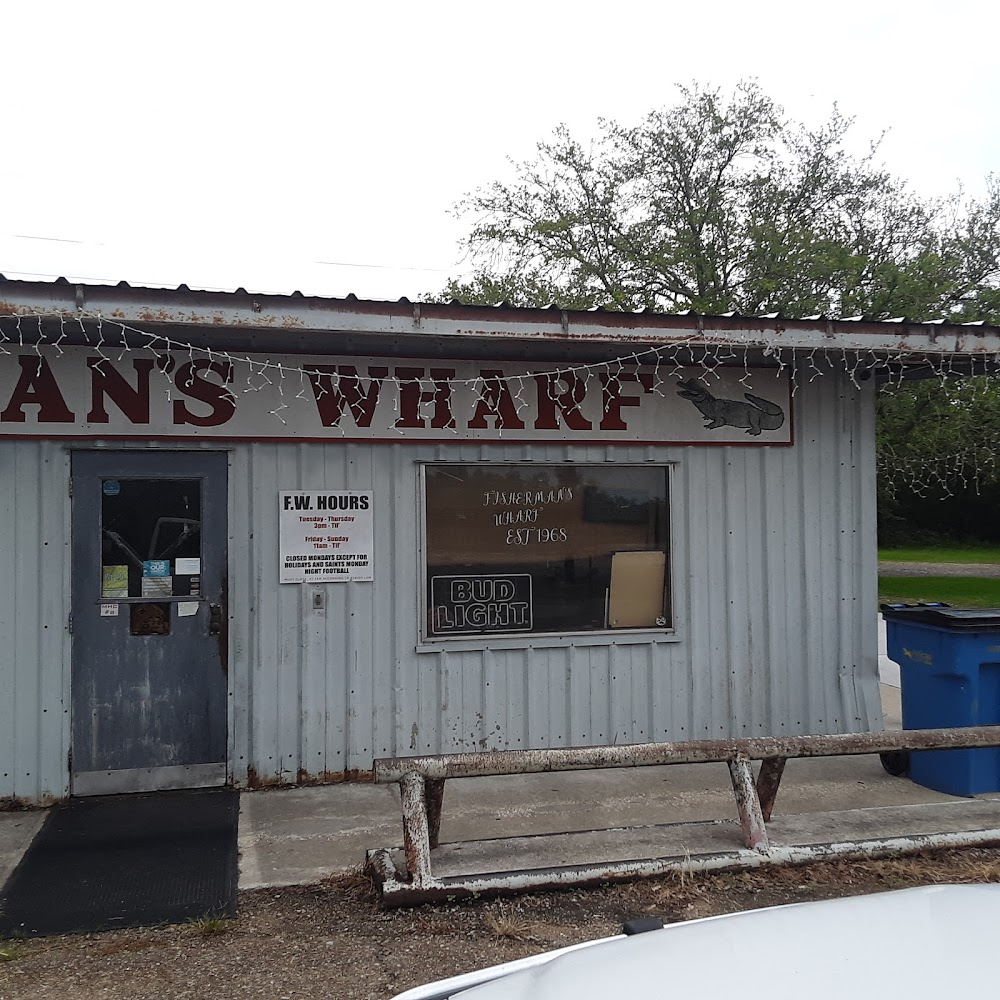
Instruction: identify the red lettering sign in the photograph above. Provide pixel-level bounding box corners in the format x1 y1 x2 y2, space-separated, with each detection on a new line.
394 367 457 429
468 370 527 430
599 372 653 430
308 366 387 427
533 373 592 431
172 360 236 427
87 357 156 424
0 356 75 424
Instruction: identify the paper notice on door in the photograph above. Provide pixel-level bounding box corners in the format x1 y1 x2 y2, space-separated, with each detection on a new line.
141 576 173 597
177 601 199 617
174 557 200 575
99 603 119 617
102 565 129 598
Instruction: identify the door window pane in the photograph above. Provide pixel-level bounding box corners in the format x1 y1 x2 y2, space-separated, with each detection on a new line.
424 465 670 637
100 479 202 598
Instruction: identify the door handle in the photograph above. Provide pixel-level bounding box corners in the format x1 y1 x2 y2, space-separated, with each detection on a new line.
209 604 223 635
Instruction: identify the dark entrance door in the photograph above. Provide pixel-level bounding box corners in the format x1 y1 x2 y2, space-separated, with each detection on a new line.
71 451 228 795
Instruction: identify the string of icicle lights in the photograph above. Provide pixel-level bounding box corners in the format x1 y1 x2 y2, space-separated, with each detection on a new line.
878 446 998 500
1 309 999 497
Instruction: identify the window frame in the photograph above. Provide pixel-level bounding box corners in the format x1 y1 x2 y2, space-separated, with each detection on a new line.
417 461 676 647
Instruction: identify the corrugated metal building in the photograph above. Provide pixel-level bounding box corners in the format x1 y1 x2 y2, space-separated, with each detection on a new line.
0 278 993 805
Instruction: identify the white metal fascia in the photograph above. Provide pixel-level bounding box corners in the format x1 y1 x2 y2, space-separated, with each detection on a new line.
1 281 999 356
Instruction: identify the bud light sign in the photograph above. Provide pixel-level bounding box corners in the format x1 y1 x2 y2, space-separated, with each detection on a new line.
429 574 532 636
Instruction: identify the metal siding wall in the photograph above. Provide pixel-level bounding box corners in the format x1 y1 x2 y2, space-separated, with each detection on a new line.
0 441 70 802
853 378 882 729
0 372 882 797
225 371 880 780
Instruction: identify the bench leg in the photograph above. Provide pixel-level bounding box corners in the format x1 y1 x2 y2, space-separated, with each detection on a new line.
426 778 446 849
728 753 769 853
400 772 434 887
756 757 786 822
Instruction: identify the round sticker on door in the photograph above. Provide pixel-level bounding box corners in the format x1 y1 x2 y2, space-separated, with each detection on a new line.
102 480 121 496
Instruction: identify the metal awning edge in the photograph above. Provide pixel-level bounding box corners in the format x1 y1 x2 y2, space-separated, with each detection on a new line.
1 279 998 356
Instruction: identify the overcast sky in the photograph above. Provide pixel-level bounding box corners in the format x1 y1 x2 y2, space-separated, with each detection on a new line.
4 0 997 302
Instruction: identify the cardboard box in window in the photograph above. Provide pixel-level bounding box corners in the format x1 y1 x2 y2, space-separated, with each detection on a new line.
608 551 666 628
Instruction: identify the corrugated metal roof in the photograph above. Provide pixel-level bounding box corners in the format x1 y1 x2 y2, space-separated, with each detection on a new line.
0 273 997 359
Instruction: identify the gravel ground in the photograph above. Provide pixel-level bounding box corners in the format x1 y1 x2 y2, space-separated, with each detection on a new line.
4 847 1000 1000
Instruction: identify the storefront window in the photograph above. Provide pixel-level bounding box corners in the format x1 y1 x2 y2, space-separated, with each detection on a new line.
424 465 670 638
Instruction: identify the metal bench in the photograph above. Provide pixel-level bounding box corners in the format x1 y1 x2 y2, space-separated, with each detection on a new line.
365 726 1000 906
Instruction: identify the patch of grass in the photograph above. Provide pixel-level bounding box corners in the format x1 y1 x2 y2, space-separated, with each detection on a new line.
319 868 377 904
660 849 1000 902
879 576 1000 608
879 546 1000 564
484 903 538 942
0 942 23 962
186 915 231 937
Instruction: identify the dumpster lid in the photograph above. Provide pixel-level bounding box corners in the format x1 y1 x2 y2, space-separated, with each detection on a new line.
880 603 1000 629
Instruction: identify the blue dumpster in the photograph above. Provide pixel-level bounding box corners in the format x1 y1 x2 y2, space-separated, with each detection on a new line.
882 604 1000 796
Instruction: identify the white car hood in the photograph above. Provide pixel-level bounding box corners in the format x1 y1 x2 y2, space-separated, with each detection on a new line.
441 884 1000 999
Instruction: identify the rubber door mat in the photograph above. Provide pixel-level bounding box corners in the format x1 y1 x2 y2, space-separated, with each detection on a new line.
0 788 238 937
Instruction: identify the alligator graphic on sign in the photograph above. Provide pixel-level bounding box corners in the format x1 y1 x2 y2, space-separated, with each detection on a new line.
676 379 785 436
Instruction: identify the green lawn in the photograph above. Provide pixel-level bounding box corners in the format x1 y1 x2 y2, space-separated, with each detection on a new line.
879 545 1000 564
878 575 1000 608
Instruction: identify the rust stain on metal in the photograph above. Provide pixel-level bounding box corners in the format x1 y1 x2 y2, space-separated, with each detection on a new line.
294 767 374 785
244 766 292 789
244 766 271 789
333 768 375 783
2 279 1000 353
245 765 374 789
111 306 312 330
402 835 423 884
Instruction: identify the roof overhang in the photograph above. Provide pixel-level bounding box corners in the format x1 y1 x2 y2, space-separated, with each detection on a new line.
1 278 998 372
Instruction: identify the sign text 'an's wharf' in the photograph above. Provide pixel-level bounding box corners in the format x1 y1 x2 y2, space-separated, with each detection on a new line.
0 349 792 444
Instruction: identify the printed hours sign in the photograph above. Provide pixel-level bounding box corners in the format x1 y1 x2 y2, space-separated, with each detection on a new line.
279 491 374 583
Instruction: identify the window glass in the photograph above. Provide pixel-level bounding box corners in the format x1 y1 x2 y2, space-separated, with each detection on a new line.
100 479 202 599
424 465 670 637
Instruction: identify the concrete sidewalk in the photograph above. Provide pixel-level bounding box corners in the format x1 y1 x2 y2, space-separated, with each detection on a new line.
237 685 985 890
236 636 908 888
4 657 998 894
